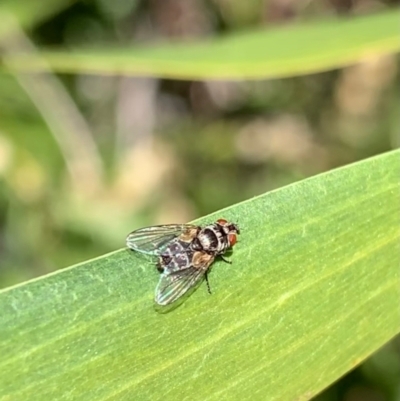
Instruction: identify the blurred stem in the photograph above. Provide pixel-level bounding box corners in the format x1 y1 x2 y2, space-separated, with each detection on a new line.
115 76 158 158
0 13 103 194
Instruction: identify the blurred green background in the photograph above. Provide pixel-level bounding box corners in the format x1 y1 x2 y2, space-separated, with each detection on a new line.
0 0 399 400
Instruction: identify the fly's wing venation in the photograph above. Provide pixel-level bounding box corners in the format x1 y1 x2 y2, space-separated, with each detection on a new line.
126 224 197 255
155 252 214 305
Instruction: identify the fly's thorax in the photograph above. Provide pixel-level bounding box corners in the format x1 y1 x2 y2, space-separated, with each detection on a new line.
193 225 230 255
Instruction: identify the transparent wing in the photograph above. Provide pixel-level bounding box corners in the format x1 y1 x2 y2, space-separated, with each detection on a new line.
126 224 198 255
155 253 215 305
155 267 205 305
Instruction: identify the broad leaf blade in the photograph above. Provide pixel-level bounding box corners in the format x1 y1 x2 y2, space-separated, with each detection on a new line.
4 10 399 79
0 150 399 400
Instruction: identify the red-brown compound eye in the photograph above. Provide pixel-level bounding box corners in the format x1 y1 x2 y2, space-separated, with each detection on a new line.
228 233 237 247
217 218 228 225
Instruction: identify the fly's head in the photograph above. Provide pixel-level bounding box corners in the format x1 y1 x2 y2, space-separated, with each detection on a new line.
216 218 240 248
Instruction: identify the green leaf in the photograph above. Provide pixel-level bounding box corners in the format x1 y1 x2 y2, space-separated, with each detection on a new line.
1 150 399 401
4 10 399 79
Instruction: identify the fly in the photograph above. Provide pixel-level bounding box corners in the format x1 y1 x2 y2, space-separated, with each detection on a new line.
126 219 240 305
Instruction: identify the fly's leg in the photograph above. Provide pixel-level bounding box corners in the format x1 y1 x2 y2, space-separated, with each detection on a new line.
205 271 212 295
220 256 232 264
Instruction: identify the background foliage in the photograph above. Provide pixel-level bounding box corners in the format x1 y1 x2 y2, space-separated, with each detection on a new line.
0 0 399 400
